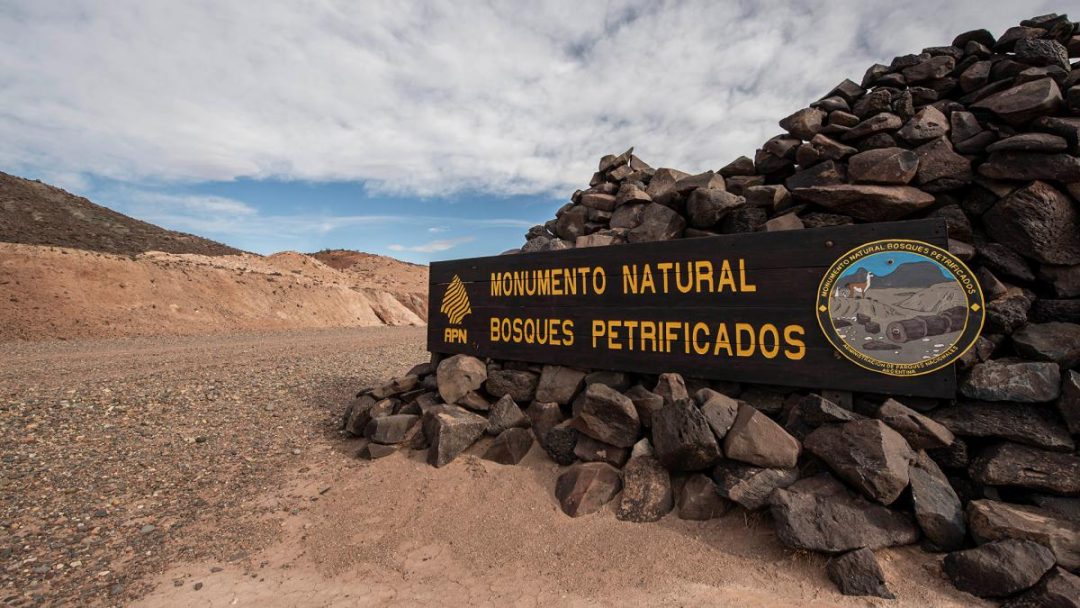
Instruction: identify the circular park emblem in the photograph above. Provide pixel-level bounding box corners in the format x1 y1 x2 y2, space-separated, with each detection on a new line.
816 239 985 377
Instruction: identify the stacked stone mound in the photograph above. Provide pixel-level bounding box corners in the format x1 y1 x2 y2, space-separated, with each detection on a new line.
345 14 1080 604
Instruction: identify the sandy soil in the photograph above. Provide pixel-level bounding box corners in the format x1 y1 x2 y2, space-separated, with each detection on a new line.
1 327 987 607
0 243 427 342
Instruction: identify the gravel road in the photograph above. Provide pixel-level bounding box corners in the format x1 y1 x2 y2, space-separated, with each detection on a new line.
0 327 426 606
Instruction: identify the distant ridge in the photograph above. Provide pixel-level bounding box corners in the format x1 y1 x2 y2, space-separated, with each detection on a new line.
0 171 243 256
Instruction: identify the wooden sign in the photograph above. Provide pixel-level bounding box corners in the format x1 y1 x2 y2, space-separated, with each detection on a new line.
428 219 984 398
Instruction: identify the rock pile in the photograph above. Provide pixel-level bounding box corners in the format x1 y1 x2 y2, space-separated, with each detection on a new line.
344 13 1080 604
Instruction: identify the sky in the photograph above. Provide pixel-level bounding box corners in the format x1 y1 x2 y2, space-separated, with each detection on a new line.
0 0 1062 263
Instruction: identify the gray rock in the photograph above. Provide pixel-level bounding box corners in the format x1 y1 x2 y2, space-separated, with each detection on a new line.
718 156 755 177
915 136 972 187
769 475 920 553
804 419 916 505
625 385 664 428
484 369 539 403
651 399 722 471
1058 370 1080 435
979 152 1080 183
457 390 491 412
485 395 529 436
370 375 419 399
422 405 488 468
343 394 378 436
791 393 860 426
970 442 1080 495
554 205 588 241
984 181 1080 265
653 373 689 405
365 414 420 445
972 77 1063 124
826 548 895 599
847 147 919 184
697 389 740 440
555 462 623 517
875 398 954 450
579 192 616 212
543 419 579 465
902 55 955 83
677 473 729 520
1002 568 1080 608
674 171 725 194
571 383 641 448
779 106 826 140
723 403 801 469
573 434 630 467
986 132 1069 153
610 202 646 230
944 539 1056 598
627 203 686 243
792 184 935 221
764 213 803 231
961 360 1061 403
584 371 632 392
535 365 586 405
617 439 674 523
910 451 966 551
897 106 949 143
436 355 487 405
527 401 565 449
358 441 398 460
933 401 1074 452
842 112 903 141
967 500 1080 570
482 428 534 465
1012 323 1080 369
712 460 799 510
685 188 744 229
1014 38 1070 71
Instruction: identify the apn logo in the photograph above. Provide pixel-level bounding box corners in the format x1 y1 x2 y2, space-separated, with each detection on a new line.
440 275 471 343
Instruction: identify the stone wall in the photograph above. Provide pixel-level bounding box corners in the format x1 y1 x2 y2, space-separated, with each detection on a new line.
344 13 1080 603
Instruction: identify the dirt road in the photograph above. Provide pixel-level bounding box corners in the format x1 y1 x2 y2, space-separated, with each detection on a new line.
1 328 985 607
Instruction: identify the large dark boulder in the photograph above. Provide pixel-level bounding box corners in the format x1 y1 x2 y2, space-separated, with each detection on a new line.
436 355 487 405
485 395 529 436
422 405 488 467
484 369 539 403
571 383 641 448
970 442 1080 495
555 462 623 517
847 147 919 184
535 365 586 405
960 360 1061 403
1012 322 1080 369
651 399 722 471
685 188 744 229
909 451 966 551
826 548 895 599
723 403 801 469
804 419 916 505
1002 568 1080 608
979 152 1080 182
792 184 935 221
968 500 1080 570
627 203 686 243
983 181 1080 265
769 475 920 553
676 473 729 520
482 428 534 465
933 401 1075 452
971 77 1063 124
616 439 674 522
712 460 798 510
365 414 420 445
875 398 954 450
943 539 1055 598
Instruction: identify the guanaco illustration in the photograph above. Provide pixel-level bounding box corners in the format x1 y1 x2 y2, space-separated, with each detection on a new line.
844 272 874 299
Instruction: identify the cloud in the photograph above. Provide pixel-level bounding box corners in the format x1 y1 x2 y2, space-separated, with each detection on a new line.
388 236 476 253
0 0 1060 197
427 227 448 233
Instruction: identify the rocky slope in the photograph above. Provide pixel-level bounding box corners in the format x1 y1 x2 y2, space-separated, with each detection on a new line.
347 12 1080 606
0 173 428 340
0 171 242 256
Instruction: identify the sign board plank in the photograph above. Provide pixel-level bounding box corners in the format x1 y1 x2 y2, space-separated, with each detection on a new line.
428 219 957 398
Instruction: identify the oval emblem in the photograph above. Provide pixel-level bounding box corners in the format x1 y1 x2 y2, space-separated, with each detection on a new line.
816 239 985 377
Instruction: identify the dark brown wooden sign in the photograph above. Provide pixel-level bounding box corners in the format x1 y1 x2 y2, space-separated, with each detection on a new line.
428 219 959 398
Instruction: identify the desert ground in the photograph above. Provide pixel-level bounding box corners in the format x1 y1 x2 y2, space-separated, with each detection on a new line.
1 327 988 607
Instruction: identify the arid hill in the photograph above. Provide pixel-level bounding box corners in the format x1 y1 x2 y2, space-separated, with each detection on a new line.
0 173 429 341
0 171 242 256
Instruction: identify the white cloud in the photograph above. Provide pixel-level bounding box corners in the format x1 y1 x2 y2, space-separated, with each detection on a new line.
0 0 1061 197
388 236 476 253
427 227 448 233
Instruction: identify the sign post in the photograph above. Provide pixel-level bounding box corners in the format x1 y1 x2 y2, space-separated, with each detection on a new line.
428 219 983 398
